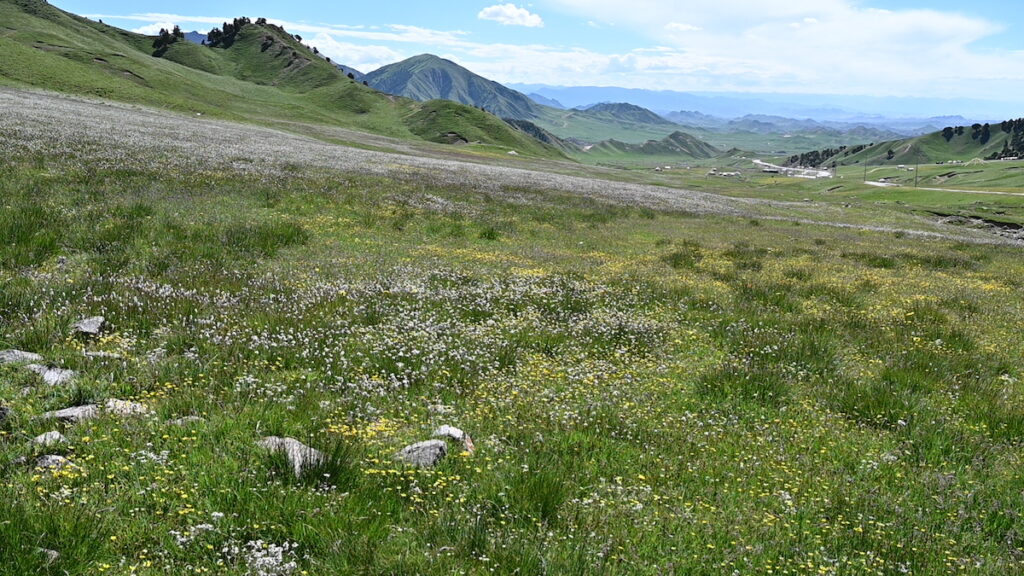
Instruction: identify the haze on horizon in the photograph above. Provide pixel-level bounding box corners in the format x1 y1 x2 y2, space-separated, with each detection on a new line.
58 0 1024 118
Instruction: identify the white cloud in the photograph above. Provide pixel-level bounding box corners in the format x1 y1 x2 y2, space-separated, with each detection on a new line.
538 0 1024 97
478 4 544 28
665 22 701 33
131 21 176 35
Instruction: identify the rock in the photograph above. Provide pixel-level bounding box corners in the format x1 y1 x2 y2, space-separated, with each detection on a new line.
37 548 60 565
84 351 123 360
0 405 11 426
72 316 106 336
395 440 447 468
104 398 152 417
32 431 68 447
427 404 455 415
169 415 205 426
40 405 99 423
433 425 475 454
432 425 465 441
25 364 76 387
36 455 72 470
0 349 44 365
258 436 325 478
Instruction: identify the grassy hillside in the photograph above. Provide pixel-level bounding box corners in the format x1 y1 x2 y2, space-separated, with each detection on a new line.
579 131 721 167
403 100 564 157
2 89 1024 576
790 123 1019 168
0 1 563 158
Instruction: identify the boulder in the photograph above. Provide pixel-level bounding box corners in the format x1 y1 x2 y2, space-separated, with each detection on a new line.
0 349 44 365
395 440 447 468
258 436 325 478
104 398 152 417
72 316 106 336
433 425 465 441
169 415 205 427
25 364 76 387
40 405 99 423
36 455 72 470
32 431 68 447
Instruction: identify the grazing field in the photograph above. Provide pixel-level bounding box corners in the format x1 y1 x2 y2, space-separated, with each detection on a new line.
2 89 1024 575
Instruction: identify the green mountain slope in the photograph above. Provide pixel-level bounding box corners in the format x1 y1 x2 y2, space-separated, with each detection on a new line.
581 130 721 165
788 121 1022 167
583 102 676 126
364 54 541 121
0 1 563 158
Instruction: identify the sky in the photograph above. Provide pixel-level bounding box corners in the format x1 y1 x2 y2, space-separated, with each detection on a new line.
54 0 1024 109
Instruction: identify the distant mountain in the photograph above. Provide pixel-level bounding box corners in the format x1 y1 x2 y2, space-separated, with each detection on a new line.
364 54 541 120
184 31 207 44
528 93 565 109
587 130 720 160
663 110 727 129
583 103 675 126
510 84 1004 129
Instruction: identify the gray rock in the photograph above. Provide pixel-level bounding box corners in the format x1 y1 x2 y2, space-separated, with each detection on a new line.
258 436 325 478
25 364 76 386
72 316 106 336
427 404 455 415
36 455 72 470
432 425 466 441
169 415 205 426
37 548 60 565
395 440 447 468
104 398 152 417
0 405 11 426
32 431 68 447
40 405 99 423
0 349 44 365
84 351 123 360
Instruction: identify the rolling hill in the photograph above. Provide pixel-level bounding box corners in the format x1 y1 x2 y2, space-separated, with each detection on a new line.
787 120 1024 168
0 0 563 158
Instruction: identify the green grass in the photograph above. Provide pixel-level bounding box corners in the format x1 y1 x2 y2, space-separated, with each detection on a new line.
2 108 1024 575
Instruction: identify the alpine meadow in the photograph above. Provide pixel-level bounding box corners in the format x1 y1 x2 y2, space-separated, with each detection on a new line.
2 1 1024 575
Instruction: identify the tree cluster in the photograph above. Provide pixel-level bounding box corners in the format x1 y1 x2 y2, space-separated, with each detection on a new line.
206 17 251 47
152 25 184 53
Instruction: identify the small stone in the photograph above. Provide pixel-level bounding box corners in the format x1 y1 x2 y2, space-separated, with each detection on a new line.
395 440 447 468
0 349 44 365
104 398 152 417
169 415 205 426
36 455 72 470
25 364 76 387
37 548 60 565
258 436 325 478
432 425 465 441
84 351 123 360
0 405 11 426
72 316 106 336
427 404 455 415
41 405 99 423
32 431 68 447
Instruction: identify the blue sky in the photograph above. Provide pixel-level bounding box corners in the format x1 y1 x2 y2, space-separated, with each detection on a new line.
55 1 1024 106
